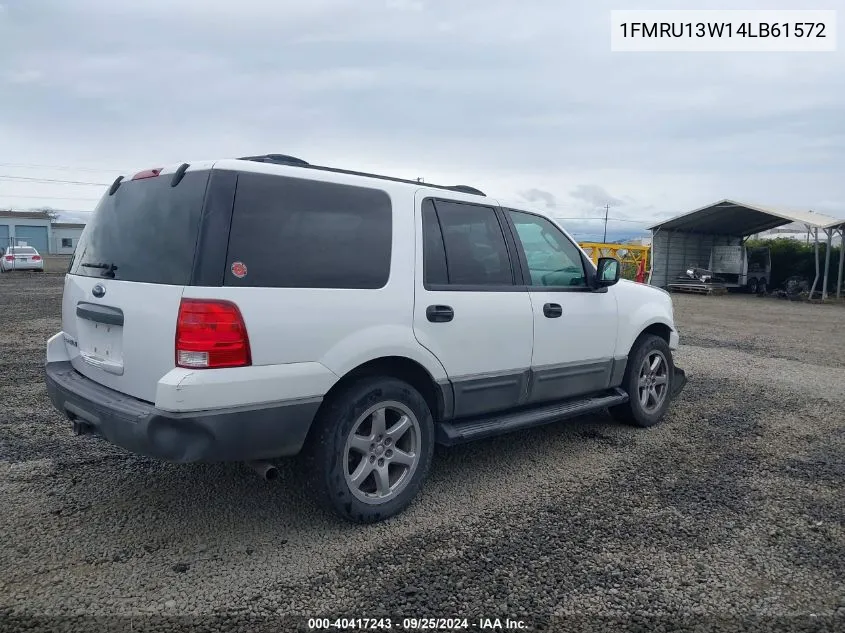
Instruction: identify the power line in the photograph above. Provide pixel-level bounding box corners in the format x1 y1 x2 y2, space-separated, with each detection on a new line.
0 162 125 173
0 175 110 186
0 194 101 202
554 216 652 224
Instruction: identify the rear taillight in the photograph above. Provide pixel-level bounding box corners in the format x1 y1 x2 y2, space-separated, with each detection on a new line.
32 255 42 261
3 255 13 261
175 299 251 369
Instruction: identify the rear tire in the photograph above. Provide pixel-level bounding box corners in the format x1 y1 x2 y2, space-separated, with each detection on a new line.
610 335 674 428
307 377 434 523
747 277 759 294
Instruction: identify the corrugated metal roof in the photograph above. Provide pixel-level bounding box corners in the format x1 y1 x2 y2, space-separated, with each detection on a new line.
0 210 52 220
648 199 843 235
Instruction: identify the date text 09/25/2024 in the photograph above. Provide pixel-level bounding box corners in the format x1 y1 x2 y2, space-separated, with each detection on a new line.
307 617 529 630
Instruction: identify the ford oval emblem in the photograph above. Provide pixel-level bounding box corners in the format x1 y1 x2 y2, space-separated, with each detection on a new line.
92 284 106 298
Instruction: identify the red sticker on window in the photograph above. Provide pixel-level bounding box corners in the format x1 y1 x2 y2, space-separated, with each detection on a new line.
231 261 248 278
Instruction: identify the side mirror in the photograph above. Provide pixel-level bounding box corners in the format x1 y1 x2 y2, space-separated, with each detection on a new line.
596 257 621 287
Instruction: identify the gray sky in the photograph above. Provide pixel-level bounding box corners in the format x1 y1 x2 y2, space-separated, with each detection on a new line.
1 0 843 240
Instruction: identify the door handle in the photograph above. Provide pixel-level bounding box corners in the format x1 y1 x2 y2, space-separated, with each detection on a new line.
543 303 562 318
426 305 454 323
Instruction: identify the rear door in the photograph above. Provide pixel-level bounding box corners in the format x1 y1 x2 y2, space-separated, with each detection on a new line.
413 195 534 418
62 167 211 402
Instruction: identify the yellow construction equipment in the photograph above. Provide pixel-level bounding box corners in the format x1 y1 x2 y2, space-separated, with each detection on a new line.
579 242 650 281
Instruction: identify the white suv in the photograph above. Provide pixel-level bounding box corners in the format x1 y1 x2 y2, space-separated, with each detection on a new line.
45 154 686 523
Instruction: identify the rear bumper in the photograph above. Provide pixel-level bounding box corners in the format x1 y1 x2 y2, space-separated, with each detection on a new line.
45 361 320 463
2 262 43 271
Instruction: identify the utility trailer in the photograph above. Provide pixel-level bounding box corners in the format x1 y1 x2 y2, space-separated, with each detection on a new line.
647 199 839 295
708 245 771 293
665 245 770 294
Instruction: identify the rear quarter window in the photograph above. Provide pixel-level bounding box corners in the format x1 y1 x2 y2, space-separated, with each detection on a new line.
225 172 392 289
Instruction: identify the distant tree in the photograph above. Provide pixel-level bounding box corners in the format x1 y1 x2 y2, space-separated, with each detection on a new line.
30 207 60 222
36 207 59 224
746 237 841 291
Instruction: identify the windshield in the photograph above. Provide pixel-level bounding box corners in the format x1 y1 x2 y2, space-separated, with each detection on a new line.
69 170 209 284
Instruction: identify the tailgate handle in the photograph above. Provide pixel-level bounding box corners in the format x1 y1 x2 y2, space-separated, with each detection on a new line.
76 302 124 326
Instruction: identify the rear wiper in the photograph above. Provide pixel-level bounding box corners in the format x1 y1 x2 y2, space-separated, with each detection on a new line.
81 262 118 270
81 262 118 278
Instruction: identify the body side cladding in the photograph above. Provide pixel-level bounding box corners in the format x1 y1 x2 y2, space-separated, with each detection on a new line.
442 358 626 422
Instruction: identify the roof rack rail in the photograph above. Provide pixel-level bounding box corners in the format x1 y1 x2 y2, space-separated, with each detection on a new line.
238 154 310 167
306 165 487 197
233 153 486 196
448 185 486 196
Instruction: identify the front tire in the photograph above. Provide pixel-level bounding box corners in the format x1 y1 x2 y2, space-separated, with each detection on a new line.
610 335 674 428
307 377 435 523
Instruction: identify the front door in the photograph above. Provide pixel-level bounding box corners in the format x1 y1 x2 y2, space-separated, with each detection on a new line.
413 195 534 419
504 209 619 405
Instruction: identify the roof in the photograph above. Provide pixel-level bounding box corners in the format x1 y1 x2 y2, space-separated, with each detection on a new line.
210 158 493 205
0 210 52 220
234 154 487 197
648 199 844 236
52 222 86 229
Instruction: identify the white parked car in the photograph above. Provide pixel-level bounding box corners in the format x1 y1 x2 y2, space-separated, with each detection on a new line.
46 154 687 523
1 246 44 272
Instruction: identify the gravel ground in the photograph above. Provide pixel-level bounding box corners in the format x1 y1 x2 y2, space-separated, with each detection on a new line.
0 274 843 632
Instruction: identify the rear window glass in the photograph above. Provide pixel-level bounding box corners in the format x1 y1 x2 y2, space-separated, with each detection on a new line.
69 171 209 285
10 247 37 255
225 172 392 289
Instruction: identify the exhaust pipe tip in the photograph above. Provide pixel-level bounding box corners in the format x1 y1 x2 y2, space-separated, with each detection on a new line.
247 460 279 482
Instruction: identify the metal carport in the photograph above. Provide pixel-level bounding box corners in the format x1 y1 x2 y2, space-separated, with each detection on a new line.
647 199 845 299
824 217 845 299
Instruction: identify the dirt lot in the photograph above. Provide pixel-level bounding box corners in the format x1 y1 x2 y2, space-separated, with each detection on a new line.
0 273 843 632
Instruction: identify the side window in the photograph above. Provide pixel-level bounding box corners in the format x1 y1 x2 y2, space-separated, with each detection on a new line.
226 173 392 289
427 199 514 286
422 199 448 285
508 210 587 288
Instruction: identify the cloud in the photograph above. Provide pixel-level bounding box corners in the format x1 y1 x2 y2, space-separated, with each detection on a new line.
3 69 43 84
0 0 842 225
520 188 558 208
386 0 424 11
569 185 626 209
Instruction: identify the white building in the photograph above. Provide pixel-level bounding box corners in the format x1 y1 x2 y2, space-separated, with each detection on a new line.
51 222 86 254
0 210 86 255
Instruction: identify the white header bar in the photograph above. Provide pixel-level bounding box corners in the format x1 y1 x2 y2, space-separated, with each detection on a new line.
611 10 837 52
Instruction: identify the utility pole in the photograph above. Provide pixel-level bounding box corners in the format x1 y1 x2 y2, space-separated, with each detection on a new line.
602 204 610 243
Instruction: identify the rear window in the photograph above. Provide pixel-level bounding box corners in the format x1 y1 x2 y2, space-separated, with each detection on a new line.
69 170 210 284
225 172 392 289
10 247 37 255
